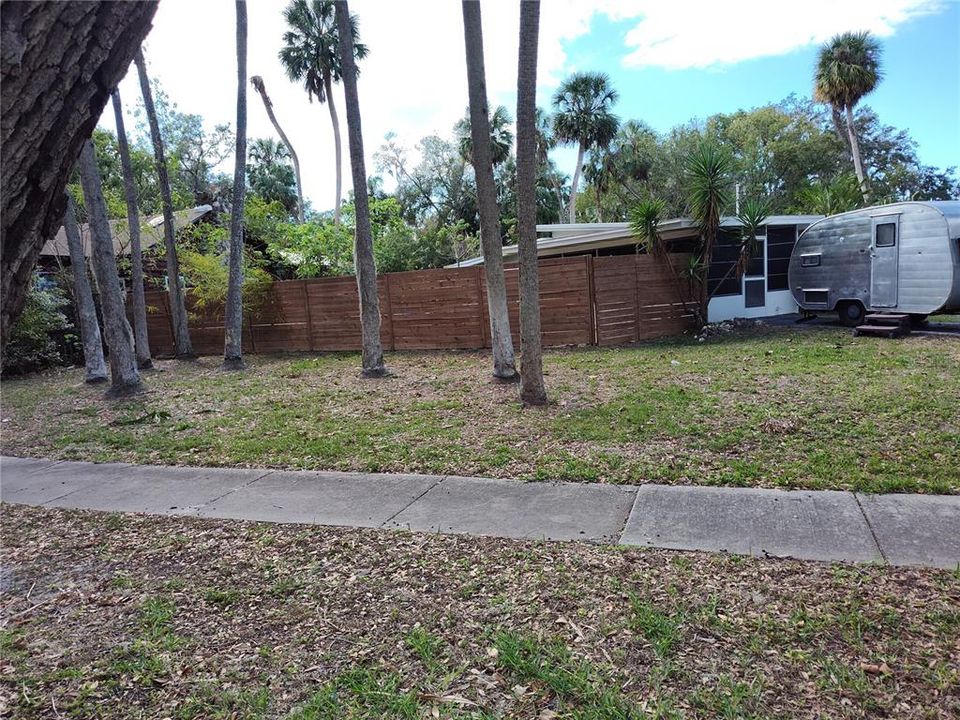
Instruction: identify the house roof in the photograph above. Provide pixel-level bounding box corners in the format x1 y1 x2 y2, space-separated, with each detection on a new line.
41 205 213 259
448 215 824 267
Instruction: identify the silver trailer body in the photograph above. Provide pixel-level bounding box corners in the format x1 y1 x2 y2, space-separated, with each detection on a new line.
789 201 960 322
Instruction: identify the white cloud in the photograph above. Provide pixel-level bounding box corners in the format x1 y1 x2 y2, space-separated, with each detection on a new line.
617 0 944 69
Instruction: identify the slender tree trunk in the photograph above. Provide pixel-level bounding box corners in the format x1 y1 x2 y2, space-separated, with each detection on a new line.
62 194 108 383
335 0 386 377
516 0 546 405
223 0 248 370
134 49 195 359
845 105 870 204
324 70 343 226
830 105 849 150
78 141 142 396
251 76 305 223
462 0 516 380
568 141 585 223
111 88 152 370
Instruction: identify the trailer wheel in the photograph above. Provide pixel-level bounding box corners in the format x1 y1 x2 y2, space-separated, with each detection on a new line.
838 301 865 327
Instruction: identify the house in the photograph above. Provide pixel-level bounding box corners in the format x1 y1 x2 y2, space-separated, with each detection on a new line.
449 215 823 322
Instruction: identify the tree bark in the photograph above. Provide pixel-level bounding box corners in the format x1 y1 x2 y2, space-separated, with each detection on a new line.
324 70 343 226
251 76 305 223
335 0 386 377
516 0 547 406
78 141 142 397
462 0 517 380
112 88 152 370
845 105 871 204
62 194 108 384
0 1 158 353
223 0 248 370
568 141 585 223
134 49 195 359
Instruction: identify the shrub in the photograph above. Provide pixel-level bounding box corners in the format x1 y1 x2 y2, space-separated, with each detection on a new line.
179 250 273 320
2 276 75 377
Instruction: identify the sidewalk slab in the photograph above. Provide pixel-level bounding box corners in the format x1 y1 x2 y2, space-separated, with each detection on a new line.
857 493 960 569
198 470 440 528
383 476 636 542
620 485 882 563
1 458 125 505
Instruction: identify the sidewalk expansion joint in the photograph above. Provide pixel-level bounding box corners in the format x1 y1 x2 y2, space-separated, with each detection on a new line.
379 475 447 529
193 470 276 512
853 492 888 565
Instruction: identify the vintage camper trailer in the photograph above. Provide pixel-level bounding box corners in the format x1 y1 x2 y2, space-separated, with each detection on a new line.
789 201 960 325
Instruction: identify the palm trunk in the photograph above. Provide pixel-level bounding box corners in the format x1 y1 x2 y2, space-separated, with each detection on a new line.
830 105 849 150
62 194 108 383
845 105 870 204
335 0 385 377
516 0 546 405
223 0 248 370
462 0 516 380
324 70 343 226
251 76 305 224
135 50 195 359
568 141 585 223
111 88 152 370
78 141 142 396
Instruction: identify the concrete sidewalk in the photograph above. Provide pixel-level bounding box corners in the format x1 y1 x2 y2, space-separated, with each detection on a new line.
1 456 957 569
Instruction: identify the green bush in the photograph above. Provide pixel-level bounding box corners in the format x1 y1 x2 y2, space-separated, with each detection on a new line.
179 250 273 319
2 276 74 377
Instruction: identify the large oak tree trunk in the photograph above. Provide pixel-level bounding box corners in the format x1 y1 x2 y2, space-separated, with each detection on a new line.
516 0 547 406
0 0 158 353
251 76 305 223
112 88 152 370
134 49 195 359
63 194 108 384
462 0 517 380
223 0 248 370
78 141 142 397
335 0 386 377
324 70 343 226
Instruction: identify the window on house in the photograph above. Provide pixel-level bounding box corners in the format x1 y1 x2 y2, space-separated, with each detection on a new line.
766 226 797 291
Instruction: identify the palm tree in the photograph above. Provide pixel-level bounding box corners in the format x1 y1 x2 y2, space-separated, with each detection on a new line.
515 0 546 405
62 194 107 384
134 49 195 359
280 0 367 225
552 72 619 223
461 0 516 380
685 139 733 326
455 105 513 167
78 140 143 397
814 31 882 203
111 88 152 370
250 76 305 223
248 138 298 211
224 0 248 371
334 0 385 377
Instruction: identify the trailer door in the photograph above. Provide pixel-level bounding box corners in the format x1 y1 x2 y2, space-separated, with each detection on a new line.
870 216 899 308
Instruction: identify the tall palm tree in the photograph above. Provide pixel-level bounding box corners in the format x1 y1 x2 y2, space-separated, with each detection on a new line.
78 141 143 397
224 0 248 371
280 0 367 225
552 72 619 223
62 194 107 384
685 139 734 326
334 0 385 377
455 105 513 167
111 88 152 370
134 49 195 359
462 0 516 380
250 76 305 223
515 0 546 405
814 31 882 203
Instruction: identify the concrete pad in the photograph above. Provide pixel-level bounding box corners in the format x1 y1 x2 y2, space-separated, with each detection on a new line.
198 470 441 528
0 458 127 505
383 476 637 542
41 464 270 515
620 485 882 563
856 493 960 569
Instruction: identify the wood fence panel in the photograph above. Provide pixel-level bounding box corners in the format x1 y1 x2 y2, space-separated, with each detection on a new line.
389 268 485 349
306 276 363 351
592 256 639 346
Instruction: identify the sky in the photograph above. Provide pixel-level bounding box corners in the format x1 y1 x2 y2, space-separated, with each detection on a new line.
100 0 960 214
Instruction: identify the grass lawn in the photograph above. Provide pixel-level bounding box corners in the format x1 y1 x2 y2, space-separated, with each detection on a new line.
1 503 957 718
1 325 958 494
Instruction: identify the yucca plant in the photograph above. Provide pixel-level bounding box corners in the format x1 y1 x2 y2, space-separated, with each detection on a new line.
734 196 771 279
628 197 667 257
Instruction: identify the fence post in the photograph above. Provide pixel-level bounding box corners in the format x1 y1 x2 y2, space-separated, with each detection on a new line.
301 280 314 351
633 255 643 342
474 265 489 348
585 255 597 346
383 273 397 352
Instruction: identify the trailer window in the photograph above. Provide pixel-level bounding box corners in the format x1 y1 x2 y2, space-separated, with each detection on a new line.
875 222 896 247
801 254 821 267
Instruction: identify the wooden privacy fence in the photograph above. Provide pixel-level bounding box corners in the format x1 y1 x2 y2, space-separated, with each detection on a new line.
135 254 697 357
